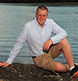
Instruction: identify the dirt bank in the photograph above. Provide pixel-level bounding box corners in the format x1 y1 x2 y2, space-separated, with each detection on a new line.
0 63 78 81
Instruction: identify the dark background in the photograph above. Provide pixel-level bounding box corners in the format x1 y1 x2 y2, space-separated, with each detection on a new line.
0 0 78 3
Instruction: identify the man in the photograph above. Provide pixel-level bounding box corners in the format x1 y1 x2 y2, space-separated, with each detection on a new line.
0 6 78 78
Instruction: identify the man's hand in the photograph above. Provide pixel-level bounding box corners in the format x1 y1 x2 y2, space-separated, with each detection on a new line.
0 62 10 68
43 39 53 52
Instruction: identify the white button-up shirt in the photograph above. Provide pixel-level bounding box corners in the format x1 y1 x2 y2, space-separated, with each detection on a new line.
7 18 67 64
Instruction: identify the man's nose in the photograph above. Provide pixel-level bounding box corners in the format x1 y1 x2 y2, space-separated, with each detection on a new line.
40 15 44 18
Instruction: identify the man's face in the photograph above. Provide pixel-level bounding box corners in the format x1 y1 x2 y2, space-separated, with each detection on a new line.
36 9 48 27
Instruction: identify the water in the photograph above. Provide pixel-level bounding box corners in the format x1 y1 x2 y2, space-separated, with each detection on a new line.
0 3 78 64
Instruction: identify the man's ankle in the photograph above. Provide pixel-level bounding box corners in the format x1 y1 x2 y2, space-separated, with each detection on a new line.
70 66 75 71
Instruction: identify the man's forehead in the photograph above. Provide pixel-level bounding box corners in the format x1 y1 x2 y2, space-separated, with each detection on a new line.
37 9 48 14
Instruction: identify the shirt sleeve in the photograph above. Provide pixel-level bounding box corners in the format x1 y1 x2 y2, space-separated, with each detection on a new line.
50 20 67 44
6 24 28 64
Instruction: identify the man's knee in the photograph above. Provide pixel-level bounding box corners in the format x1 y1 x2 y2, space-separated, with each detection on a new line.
59 38 69 48
60 38 68 44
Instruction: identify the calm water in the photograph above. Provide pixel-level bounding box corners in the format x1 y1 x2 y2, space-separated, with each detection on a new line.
0 3 78 64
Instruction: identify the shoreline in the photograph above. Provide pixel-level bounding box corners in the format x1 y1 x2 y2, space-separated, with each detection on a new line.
0 2 78 6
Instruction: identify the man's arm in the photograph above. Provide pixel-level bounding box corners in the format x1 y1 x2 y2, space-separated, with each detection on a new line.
0 24 27 67
43 19 67 52
50 19 67 45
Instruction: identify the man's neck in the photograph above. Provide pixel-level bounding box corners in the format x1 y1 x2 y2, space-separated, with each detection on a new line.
40 25 44 28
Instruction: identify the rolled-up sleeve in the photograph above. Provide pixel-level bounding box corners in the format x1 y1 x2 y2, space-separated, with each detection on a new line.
50 20 67 44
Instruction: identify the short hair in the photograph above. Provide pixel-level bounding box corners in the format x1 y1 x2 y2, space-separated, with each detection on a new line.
36 6 48 13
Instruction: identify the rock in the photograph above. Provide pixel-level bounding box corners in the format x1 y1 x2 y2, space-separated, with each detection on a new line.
0 63 78 81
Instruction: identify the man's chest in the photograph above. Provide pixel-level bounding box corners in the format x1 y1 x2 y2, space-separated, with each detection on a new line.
28 26 52 43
